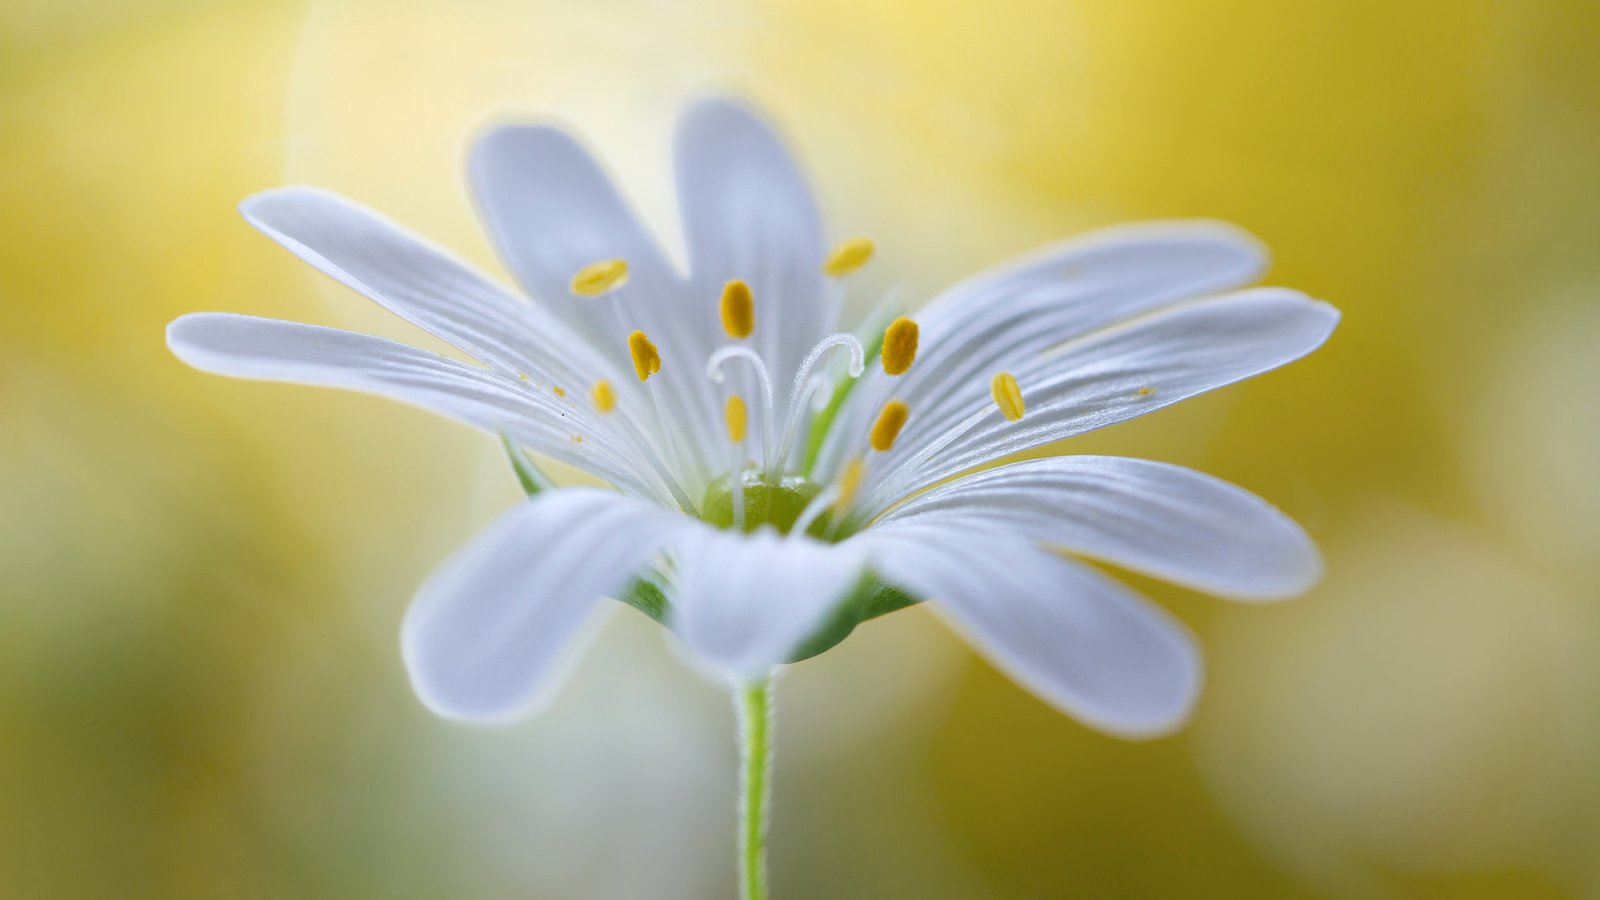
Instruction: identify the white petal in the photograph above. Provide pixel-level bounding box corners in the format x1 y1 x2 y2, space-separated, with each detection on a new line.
402 489 690 720
815 222 1267 480
669 528 864 677
240 186 610 385
166 313 669 501
861 289 1339 512
469 124 681 314
675 98 832 425
880 456 1322 601
471 124 724 486
858 523 1201 738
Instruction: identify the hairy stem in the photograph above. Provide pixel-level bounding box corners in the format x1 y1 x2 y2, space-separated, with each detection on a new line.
736 675 775 900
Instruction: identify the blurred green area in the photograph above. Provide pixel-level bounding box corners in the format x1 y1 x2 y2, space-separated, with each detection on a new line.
2 0 1597 897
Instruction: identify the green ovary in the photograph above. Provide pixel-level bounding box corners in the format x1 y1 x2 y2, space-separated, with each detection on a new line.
703 471 828 536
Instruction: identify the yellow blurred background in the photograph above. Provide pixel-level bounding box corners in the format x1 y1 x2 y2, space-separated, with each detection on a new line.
3 0 1598 896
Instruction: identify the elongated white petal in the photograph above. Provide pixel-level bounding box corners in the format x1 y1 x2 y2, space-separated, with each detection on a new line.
471 124 724 487
860 290 1339 512
403 489 691 720
816 222 1267 479
669 528 864 677
858 523 1201 738
675 98 832 436
470 124 681 314
880 456 1321 601
166 313 669 501
240 186 611 386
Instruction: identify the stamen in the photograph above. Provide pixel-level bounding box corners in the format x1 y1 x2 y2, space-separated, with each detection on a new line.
570 259 629 297
870 400 910 452
725 394 748 444
990 371 1025 421
880 316 919 376
833 458 864 514
591 379 616 413
790 455 867 538
824 237 875 277
772 333 865 475
707 345 777 473
719 279 755 339
628 330 662 382
789 485 840 538
552 385 566 398
1138 386 1156 397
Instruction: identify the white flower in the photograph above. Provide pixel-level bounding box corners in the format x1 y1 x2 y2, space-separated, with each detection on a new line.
168 97 1337 738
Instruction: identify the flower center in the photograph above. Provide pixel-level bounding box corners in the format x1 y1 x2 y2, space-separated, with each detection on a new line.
563 249 1035 529
702 472 826 535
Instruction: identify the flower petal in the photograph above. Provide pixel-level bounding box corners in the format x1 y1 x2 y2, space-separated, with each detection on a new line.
240 186 609 385
471 124 724 486
860 289 1339 512
469 124 681 315
669 528 865 678
166 313 670 501
402 489 691 720
859 523 1201 738
879 456 1322 601
815 222 1267 479
675 98 832 427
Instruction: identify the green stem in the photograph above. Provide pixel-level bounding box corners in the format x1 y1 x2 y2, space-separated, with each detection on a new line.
736 675 775 900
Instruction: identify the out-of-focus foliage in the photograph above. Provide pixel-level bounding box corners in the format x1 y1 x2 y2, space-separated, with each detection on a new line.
1 0 1596 896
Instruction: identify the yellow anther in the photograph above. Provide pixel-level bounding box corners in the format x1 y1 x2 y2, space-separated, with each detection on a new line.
725 394 748 444
869 400 910 452
591 379 616 413
833 458 865 513
552 385 566 398
570 434 583 444
518 372 530 383
569 259 629 297
627 330 661 382
991 371 1025 422
719 279 755 339
880 316 919 376
824 237 875 277
1138 386 1156 397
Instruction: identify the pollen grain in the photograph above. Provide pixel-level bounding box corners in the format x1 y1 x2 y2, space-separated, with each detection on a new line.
725 394 748 444
591 379 617 413
824 237 874 277
869 400 910 452
570 259 629 297
628 330 661 382
720 279 755 339
991 371 1025 421
880 316 919 375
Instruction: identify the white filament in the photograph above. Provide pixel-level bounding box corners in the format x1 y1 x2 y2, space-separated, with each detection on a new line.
771 333 865 477
707 345 777 474
788 484 841 539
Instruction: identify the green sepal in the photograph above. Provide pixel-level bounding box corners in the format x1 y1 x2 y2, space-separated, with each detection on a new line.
499 430 672 623
617 577 671 623
499 431 555 495
786 572 921 662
